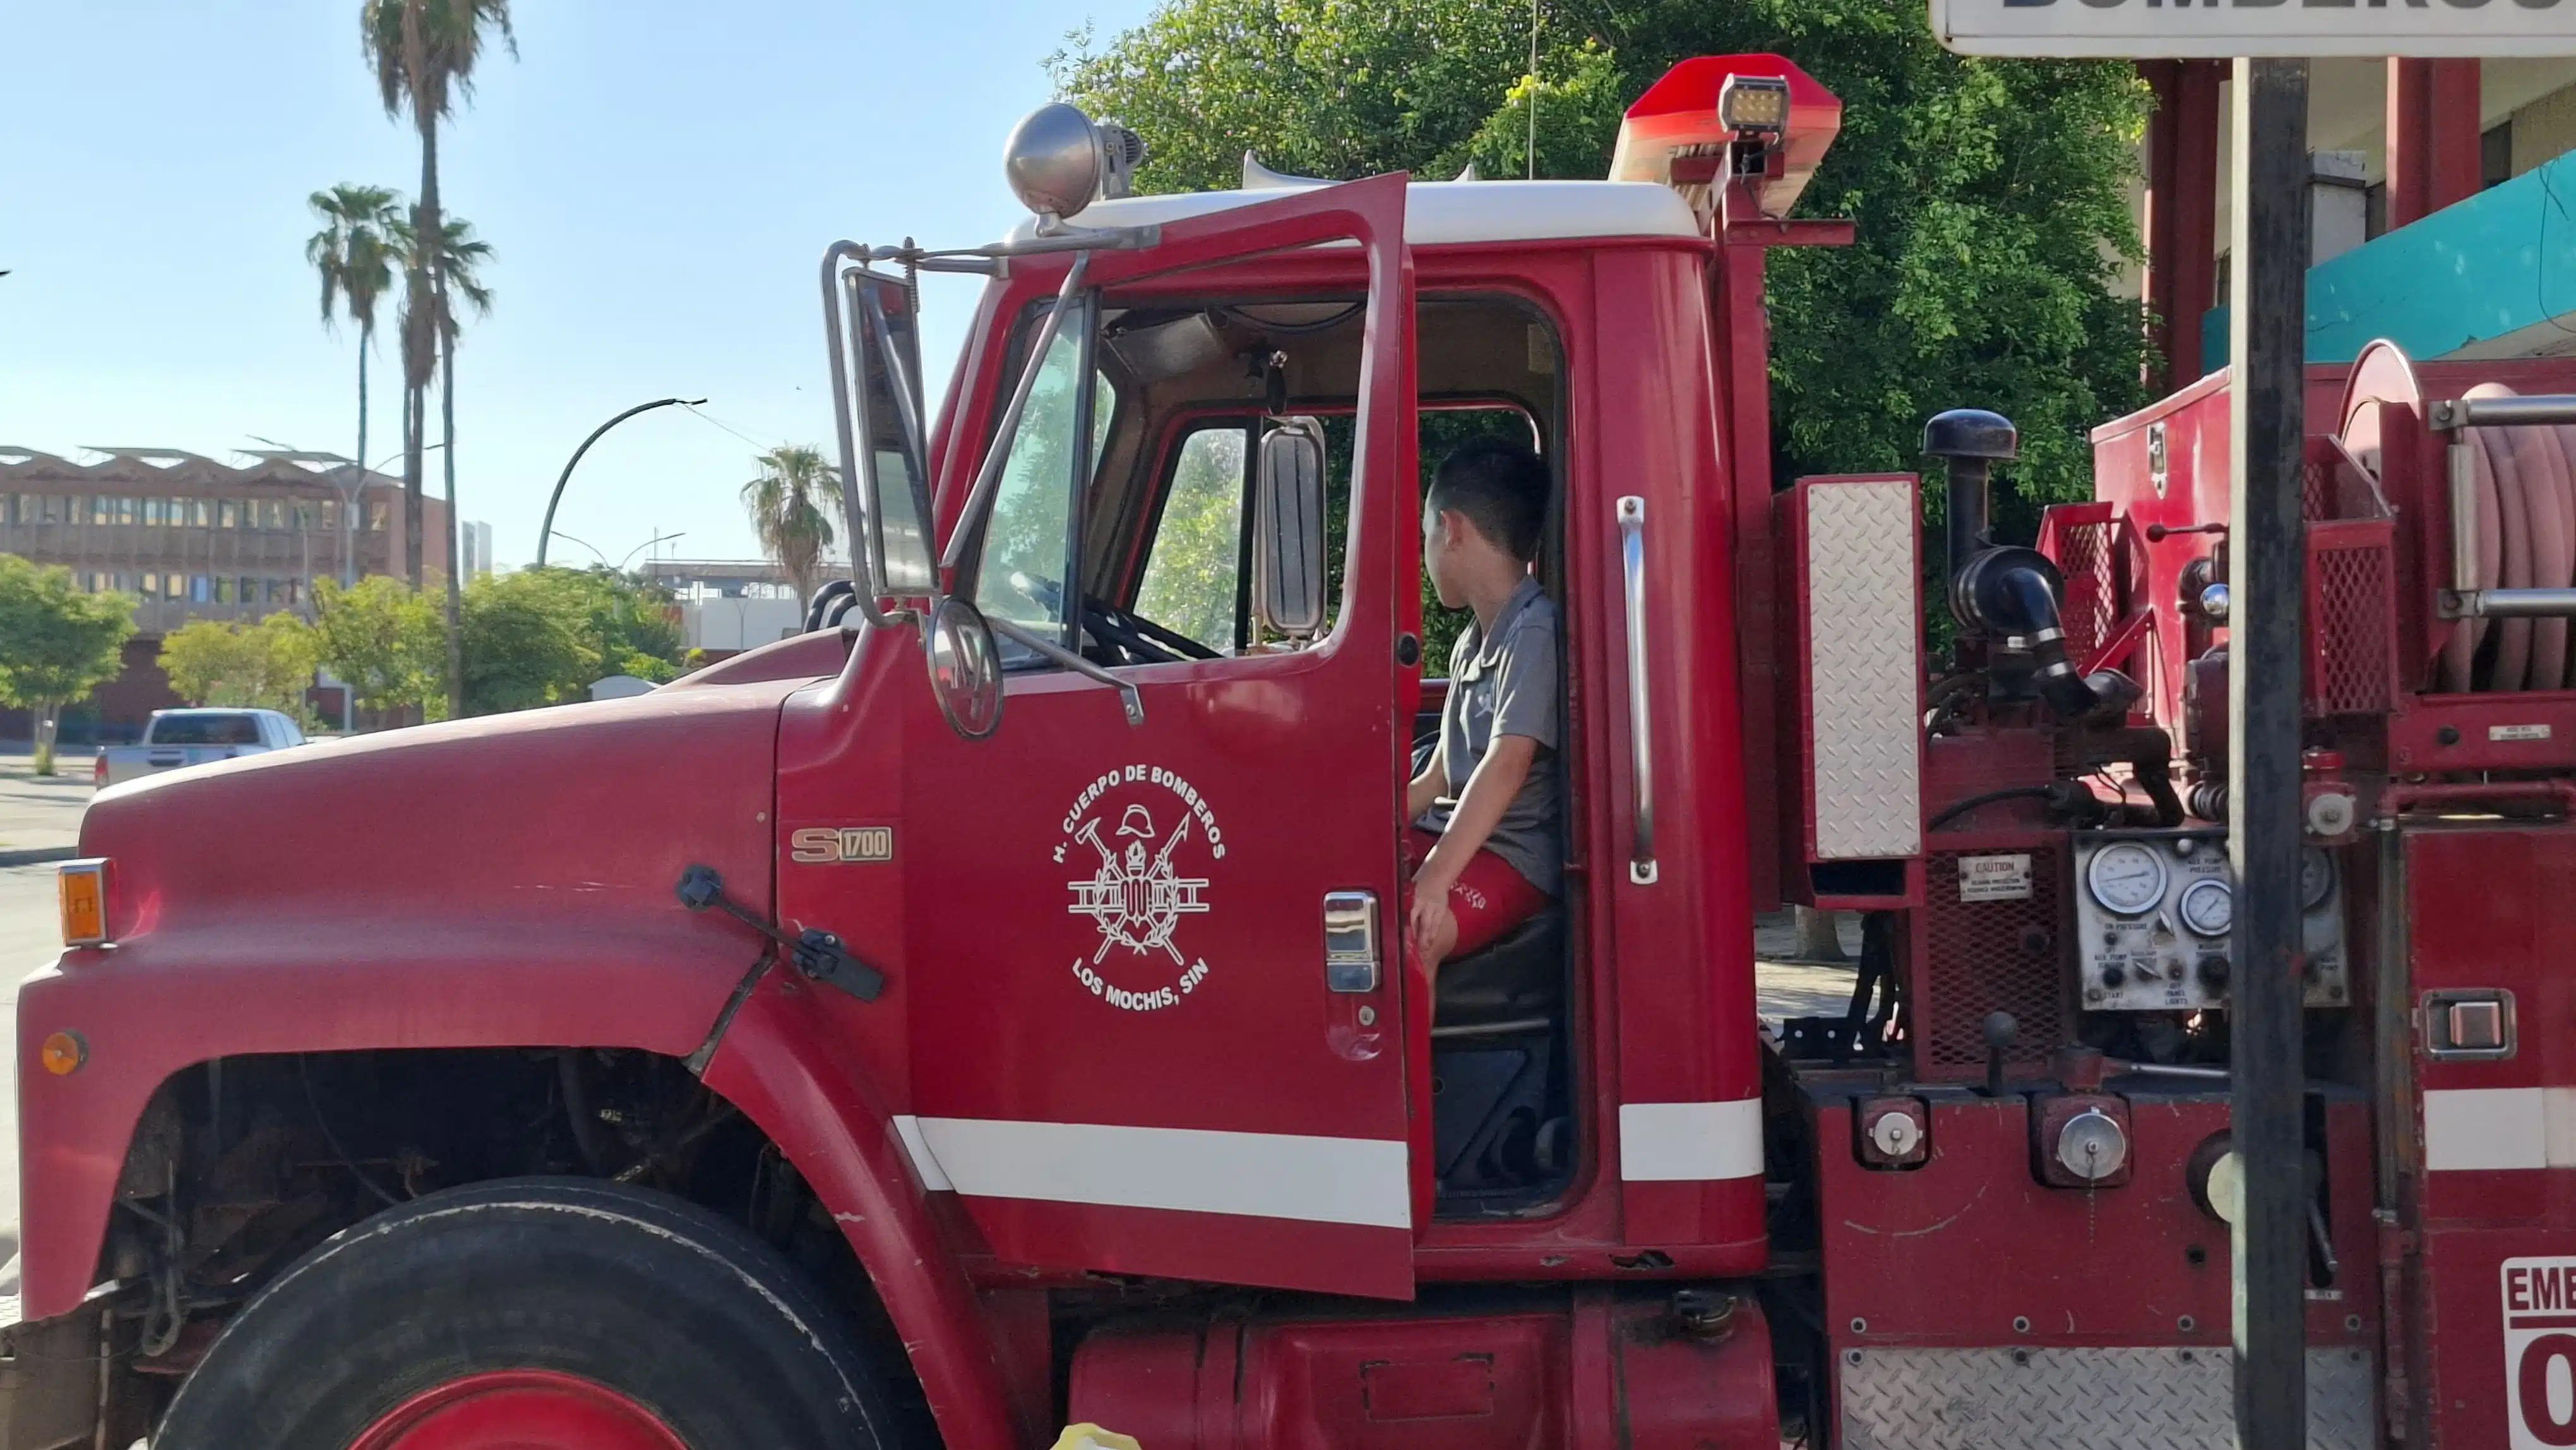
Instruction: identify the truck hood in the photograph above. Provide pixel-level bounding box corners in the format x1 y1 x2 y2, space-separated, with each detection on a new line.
80 678 813 944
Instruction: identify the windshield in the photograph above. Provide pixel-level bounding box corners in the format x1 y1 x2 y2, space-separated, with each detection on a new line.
971 307 1112 635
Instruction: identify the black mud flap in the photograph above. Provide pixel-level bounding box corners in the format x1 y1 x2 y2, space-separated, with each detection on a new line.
0 1298 105 1450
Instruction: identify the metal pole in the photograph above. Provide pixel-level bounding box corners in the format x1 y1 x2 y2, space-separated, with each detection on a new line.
534 397 705 567
2226 54 2310 1450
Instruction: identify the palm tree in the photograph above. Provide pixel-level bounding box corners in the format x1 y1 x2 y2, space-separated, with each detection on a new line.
304 183 400 588
391 212 494 721
741 447 840 607
360 0 515 590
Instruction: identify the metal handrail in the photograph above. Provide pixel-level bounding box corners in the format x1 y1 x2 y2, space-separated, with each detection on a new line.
2438 397 2576 617
2430 395 2576 430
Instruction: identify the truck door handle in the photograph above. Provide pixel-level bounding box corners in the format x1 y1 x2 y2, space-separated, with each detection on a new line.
1323 890 1380 992
1617 496 1659 885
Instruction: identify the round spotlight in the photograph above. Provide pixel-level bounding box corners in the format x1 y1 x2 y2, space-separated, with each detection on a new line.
1004 103 1104 220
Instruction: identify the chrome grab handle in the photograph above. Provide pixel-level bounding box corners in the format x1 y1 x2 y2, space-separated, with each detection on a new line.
1617 496 1658 886
1322 890 1380 993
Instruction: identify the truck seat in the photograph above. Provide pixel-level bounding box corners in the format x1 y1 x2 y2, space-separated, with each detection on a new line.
1429 906 1570 1210
1434 904 1565 1029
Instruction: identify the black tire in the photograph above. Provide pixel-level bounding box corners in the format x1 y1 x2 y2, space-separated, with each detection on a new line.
156 1177 904 1449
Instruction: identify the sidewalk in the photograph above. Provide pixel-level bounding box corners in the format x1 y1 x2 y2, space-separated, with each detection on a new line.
0 748 93 865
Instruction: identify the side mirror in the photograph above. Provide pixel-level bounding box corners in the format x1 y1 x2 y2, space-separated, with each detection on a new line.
925 596 1003 740
1252 417 1328 639
826 256 937 608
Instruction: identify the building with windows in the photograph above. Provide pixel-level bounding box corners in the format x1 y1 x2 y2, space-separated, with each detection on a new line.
2134 58 2576 385
460 519 496 580
641 558 811 659
0 446 446 740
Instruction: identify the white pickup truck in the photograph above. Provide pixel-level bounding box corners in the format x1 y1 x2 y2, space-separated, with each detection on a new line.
94 708 309 788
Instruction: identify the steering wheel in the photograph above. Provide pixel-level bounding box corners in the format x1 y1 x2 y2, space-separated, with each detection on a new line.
1086 595 1220 664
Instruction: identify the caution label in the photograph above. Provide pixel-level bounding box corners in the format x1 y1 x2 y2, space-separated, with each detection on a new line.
1958 854 2033 903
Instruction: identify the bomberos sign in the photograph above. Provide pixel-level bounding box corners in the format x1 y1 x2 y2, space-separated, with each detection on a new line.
1931 0 2576 56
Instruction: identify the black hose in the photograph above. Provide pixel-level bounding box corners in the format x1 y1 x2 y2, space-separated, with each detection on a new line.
1927 784 2058 832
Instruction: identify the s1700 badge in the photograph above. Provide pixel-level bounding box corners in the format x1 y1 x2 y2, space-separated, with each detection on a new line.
1056 765 1225 1011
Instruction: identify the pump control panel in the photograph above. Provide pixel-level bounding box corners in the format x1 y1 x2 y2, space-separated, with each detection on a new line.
2072 829 2347 1012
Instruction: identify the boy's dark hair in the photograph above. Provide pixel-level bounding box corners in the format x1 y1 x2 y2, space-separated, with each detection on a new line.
1428 438 1548 563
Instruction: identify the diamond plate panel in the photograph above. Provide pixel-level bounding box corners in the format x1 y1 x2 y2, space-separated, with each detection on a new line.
1804 481 1920 861
1839 1346 2375 1450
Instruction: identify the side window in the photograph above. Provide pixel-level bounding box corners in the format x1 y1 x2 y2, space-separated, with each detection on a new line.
1134 425 1251 654
970 308 1116 640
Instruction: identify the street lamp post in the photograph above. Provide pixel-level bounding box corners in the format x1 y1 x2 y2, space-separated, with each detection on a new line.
535 397 706 568
620 531 685 573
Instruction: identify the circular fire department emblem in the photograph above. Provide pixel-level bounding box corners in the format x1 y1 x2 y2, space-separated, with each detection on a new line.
1054 765 1225 1012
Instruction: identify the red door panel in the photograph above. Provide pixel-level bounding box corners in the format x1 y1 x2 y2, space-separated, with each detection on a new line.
2406 824 2576 1449
901 177 1421 1299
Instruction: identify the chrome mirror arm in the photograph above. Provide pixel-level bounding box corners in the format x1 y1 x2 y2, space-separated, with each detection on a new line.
988 616 1145 726
820 240 913 631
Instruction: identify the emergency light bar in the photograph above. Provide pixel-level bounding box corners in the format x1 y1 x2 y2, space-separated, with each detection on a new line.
1609 54 1841 221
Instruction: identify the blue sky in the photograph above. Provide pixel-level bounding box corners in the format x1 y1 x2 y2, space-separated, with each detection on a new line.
0 1 1156 570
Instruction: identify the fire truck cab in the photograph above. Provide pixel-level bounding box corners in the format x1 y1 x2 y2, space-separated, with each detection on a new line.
11 47 2576 1450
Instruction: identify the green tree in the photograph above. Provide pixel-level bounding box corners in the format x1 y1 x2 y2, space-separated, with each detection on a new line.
460 570 597 714
460 567 684 716
309 575 446 724
1135 429 1245 648
741 446 839 608
573 566 685 682
0 556 138 774
158 614 320 714
1054 0 2150 522
361 0 515 590
306 182 402 587
390 210 496 721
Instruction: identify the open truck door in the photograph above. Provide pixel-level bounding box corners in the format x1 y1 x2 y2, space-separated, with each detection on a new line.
886 174 1423 1299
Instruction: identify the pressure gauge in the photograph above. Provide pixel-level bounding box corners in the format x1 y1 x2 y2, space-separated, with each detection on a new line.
2178 877 2234 937
2087 841 2169 915
2300 848 2335 911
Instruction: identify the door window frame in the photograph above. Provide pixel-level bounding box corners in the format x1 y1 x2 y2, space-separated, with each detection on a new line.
1130 416 1260 656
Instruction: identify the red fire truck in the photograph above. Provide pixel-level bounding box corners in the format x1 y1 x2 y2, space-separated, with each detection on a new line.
5 50 2571 1450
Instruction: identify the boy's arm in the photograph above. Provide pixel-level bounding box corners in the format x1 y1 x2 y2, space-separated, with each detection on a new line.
1413 734 1537 897
1405 737 1448 823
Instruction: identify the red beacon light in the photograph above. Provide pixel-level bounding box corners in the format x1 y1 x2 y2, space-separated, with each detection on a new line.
1609 54 1842 225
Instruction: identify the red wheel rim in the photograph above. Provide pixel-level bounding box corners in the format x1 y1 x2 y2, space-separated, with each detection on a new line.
348 1369 689 1449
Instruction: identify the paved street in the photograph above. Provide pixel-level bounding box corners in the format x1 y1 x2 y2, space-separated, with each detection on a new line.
0 750 92 860
0 758 86 1296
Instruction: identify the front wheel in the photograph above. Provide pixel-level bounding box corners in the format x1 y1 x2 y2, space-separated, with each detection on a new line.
157 1178 904 1449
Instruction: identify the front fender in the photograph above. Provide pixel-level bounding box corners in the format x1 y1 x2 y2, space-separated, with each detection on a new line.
13 919 757 1319
702 976 1029 1450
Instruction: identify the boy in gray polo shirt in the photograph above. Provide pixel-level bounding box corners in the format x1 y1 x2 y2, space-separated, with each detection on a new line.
1406 440 1559 974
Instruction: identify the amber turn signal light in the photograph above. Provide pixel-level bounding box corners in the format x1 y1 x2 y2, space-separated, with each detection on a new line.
57 858 109 948
39 1031 86 1077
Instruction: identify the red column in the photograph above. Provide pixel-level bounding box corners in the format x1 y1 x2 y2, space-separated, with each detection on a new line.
2387 59 2482 229
2142 61 2223 390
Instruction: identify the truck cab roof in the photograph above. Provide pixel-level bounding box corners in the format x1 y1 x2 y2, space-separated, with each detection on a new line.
1010 177 1704 249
